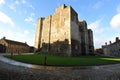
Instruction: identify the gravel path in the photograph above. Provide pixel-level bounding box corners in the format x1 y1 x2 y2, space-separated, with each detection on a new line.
0 56 120 80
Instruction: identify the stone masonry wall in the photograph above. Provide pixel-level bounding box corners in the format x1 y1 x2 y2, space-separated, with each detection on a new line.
39 4 71 56
79 21 89 55
34 18 44 50
50 5 71 56
88 29 94 54
42 16 51 52
70 7 81 56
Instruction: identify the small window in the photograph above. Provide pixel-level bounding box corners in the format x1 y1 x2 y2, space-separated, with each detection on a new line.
75 45 78 50
74 15 76 22
64 18 65 21
64 32 66 35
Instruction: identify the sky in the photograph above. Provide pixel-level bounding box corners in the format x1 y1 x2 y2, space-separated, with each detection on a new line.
0 0 120 48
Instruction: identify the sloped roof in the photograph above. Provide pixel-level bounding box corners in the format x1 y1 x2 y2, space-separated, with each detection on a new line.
4 39 29 46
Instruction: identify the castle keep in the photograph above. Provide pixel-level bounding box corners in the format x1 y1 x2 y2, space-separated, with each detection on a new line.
34 4 94 56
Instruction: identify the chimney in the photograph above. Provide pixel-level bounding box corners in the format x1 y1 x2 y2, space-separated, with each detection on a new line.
105 42 107 45
116 37 119 42
3 36 6 39
109 41 111 44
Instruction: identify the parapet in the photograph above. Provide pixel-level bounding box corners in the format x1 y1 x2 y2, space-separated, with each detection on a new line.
37 17 45 20
88 29 92 32
79 20 87 27
56 4 67 12
79 20 87 23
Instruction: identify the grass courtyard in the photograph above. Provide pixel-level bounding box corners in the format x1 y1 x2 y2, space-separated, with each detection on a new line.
6 54 120 66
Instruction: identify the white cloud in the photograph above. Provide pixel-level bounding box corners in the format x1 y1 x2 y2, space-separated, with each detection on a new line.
33 23 36 26
0 0 4 4
0 30 13 39
24 13 35 22
110 13 120 29
30 13 35 17
88 19 107 48
24 30 30 35
93 1 102 9
8 0 35 13
15 0 19 5
8 4 16 12
64 0 77 2
94 34 116 49
0 26 35 46
21 0 26 4
65 0 71 2
29 4 35 10
94 37 106 48
88 19 104 34
0 11 14 26
24 17 33 22
88 20 100 29
95 29 104 34
7 0 20 12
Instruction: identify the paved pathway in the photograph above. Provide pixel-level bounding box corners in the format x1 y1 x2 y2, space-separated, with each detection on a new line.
0 55 120 80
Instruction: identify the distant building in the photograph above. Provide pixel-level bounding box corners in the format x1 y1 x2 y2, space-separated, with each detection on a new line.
0 44 6 53
29 46 34 53
102 37 120 56
0 37 30 53
95 48 103 54
34 4 94 56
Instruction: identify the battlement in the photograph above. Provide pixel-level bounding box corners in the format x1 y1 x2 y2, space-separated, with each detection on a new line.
79 20 87 27
56 4 67 12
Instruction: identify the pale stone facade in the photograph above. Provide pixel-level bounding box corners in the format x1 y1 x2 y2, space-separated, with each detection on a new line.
34 4 94 56
102 37 120 56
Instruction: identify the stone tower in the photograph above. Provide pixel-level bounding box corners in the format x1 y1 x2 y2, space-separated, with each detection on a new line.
34 4 94 56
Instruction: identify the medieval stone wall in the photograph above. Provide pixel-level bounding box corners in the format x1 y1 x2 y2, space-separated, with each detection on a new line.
35 4 72 56
41 16 51 52
88 29 94 54
79 21 89 55
34 18 44 50
50 5 71 55
70 7 81 55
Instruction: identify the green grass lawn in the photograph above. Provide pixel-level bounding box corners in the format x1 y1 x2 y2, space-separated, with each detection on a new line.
5 54 120 66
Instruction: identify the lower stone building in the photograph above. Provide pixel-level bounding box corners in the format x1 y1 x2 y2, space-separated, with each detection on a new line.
29 46 34 53
102 37 120 56
0 44 6 53
95 48 104 54
0 37 30 53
